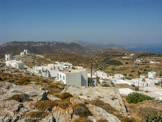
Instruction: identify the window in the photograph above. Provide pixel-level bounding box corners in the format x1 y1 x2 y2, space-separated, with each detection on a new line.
63 76 65 80
60 74 62 78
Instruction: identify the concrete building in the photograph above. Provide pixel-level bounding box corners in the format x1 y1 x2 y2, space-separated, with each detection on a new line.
6 60 24 69
57 70 88 87
5 54 13 61
148 72 156 79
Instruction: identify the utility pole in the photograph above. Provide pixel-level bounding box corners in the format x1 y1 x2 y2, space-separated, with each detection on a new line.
90 58 93 87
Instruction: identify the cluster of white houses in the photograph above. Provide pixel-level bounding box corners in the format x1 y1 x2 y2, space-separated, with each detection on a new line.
33 62 91 87
4 50 161 88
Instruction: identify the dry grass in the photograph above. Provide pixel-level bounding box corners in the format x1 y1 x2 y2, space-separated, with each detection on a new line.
53 92 73 100
88 99 136 122
35 97 72 111
8 94 29 102
25 111 48 122
74 117 93 122
88 99 117 114
72 103 92 117
34 100 58 111
122 96 162 122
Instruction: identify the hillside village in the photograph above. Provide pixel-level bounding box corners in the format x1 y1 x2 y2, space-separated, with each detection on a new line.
0 49 162 122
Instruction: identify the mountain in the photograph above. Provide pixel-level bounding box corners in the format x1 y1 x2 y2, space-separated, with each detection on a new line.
0 41 138 58
0 41 86 57
113 46 137 54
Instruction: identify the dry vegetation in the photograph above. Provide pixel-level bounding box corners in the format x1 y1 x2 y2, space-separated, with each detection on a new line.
14 54 52 68
0 72 66 94
88 99 136 122
25 111 48 122
72 103 92 117
45 52 91 68
93 52 162 78
122 96 162 122
8 94 29 102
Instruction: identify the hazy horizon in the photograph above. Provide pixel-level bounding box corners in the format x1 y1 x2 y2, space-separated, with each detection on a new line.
0 0 162 47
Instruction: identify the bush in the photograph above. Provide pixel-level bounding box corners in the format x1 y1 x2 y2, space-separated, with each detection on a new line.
102 84 110 87
72 103 92 117
8 94 29 102
54 92 73 100
25 111 48 122
126 93 154 104
35 99 71 111
103 59 122 65
34 100 58 111
135 87 139 91
74 117 92 122
144 112 162 122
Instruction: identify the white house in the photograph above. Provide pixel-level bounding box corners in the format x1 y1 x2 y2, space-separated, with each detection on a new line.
114 74 126 80
130 54 135 56
134 59 141 63
95 71 108 79
5 60 24 69
150 60 160 64
148 72 156 79
131 78 155 87
20 49 29 56
57 70 88 87
33 66 58 78
5 54 13 61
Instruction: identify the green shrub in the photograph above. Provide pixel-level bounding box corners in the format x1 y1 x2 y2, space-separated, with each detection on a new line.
126 93 153 104
102 84 110 87
8 94 29 102
144 112 162 122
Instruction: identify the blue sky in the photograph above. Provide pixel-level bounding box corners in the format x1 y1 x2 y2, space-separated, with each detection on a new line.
0 0 162 46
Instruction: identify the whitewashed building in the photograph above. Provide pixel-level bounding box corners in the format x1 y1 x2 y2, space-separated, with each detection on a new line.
57 70 88 87
6 60 24 69
95 71 108 79
148 72 156 79
20 49 29 56
5 54 13 61
150 60 160 64
33 66 58 78
131 78 155 87
114 74 126 80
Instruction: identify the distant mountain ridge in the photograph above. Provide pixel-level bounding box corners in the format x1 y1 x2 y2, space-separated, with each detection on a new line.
0 41 138 58
0 41 86 56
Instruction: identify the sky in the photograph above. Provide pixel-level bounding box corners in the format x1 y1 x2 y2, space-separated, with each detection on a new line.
0 0 162 46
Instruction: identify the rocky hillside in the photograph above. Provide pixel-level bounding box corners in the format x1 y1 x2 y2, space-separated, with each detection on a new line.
0 41 86 58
